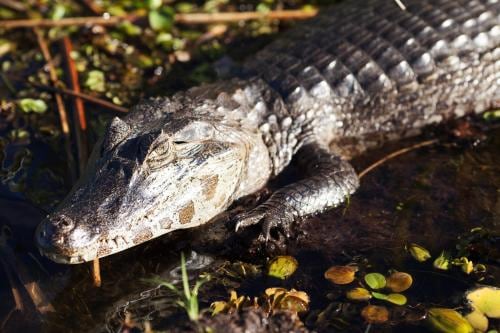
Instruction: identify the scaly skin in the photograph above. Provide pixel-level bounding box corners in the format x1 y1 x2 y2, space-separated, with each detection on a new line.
36 0 499 264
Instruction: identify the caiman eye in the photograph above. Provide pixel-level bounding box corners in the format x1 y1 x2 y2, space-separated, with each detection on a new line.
141 133 175 170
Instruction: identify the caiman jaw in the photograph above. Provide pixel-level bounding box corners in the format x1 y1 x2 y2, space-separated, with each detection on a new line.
36 217 142 264
35 216 101 264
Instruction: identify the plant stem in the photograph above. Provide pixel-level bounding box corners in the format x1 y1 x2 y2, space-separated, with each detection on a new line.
63 36 88 175
34 28 78 183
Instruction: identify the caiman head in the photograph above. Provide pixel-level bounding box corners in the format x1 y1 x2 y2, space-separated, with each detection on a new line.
35 110 271 264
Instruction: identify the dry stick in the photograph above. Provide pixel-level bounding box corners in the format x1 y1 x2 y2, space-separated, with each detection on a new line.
0 0 26 12
34 29 78 183
358 139 439 179
2 15 128 29
174 9 318 24
27 81 128 113
63 36 88 174
92 258 101 287
1 9 317 29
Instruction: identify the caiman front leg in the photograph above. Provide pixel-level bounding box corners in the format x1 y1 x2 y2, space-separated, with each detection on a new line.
235 143 360 241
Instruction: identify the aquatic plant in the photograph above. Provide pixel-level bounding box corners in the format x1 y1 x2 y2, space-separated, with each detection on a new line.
150 252 210 321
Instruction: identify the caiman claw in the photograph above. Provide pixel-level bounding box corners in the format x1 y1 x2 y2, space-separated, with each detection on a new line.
234 205 294 242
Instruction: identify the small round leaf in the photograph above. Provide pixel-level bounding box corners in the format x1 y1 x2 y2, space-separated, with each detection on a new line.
346 288 372 301
386 272 413 292
364 273 386 290
465 309 488 332
324 265 357 285
386 293 407 305
361 305 389 324
466 287 500 318
267 256 298 280
371 291 388 301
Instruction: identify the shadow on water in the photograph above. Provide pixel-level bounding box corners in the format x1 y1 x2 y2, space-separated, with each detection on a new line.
1 121 499 332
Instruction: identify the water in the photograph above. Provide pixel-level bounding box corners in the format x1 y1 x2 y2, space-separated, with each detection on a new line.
1 119 498 332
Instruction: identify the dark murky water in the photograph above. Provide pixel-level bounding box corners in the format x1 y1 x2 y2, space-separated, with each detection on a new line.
1 119 498 332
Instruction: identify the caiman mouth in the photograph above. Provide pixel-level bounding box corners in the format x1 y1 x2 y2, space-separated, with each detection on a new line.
35 218 136 264
37 234 138 264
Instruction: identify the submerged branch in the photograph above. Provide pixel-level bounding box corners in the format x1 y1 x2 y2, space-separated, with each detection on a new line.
358 139 439 179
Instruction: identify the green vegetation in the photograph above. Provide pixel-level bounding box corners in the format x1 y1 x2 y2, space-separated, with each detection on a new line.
148 253 210 321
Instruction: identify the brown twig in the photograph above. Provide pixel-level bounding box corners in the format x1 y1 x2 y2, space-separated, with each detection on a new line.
2 15 130 29
63 36 88 174
92 259 101 287
34 28 78 183
6 72 129 112
27 80 129 113
0 0 26 12
358 139 439 179
1 9 317 29
174 9 318 24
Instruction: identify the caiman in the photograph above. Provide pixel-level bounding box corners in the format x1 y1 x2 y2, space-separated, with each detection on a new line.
36 0 499 264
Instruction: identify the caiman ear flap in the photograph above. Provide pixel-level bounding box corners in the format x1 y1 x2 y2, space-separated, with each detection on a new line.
102 117 131 152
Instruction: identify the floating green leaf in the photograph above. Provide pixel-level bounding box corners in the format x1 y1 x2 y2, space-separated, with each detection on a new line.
19 98 47 114
50 3 67 20
386 293 407 305
0 38 14 57
147 0 163 10
371 291 406 305
408 243 431 262
426 308 474 333
149 9 173 31
85 70 105 92
346 288 372 301
267 256 298 280
465 309 488 332
118 22 142 36
483 110 500 120
371 291 388 300
433 251 450 270
466 287 500 318
364 273 386 290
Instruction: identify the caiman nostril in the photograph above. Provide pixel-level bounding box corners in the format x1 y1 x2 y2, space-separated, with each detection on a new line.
55 214 75 230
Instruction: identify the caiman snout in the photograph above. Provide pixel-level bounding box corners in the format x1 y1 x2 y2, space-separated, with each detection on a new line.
36 214 100 264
